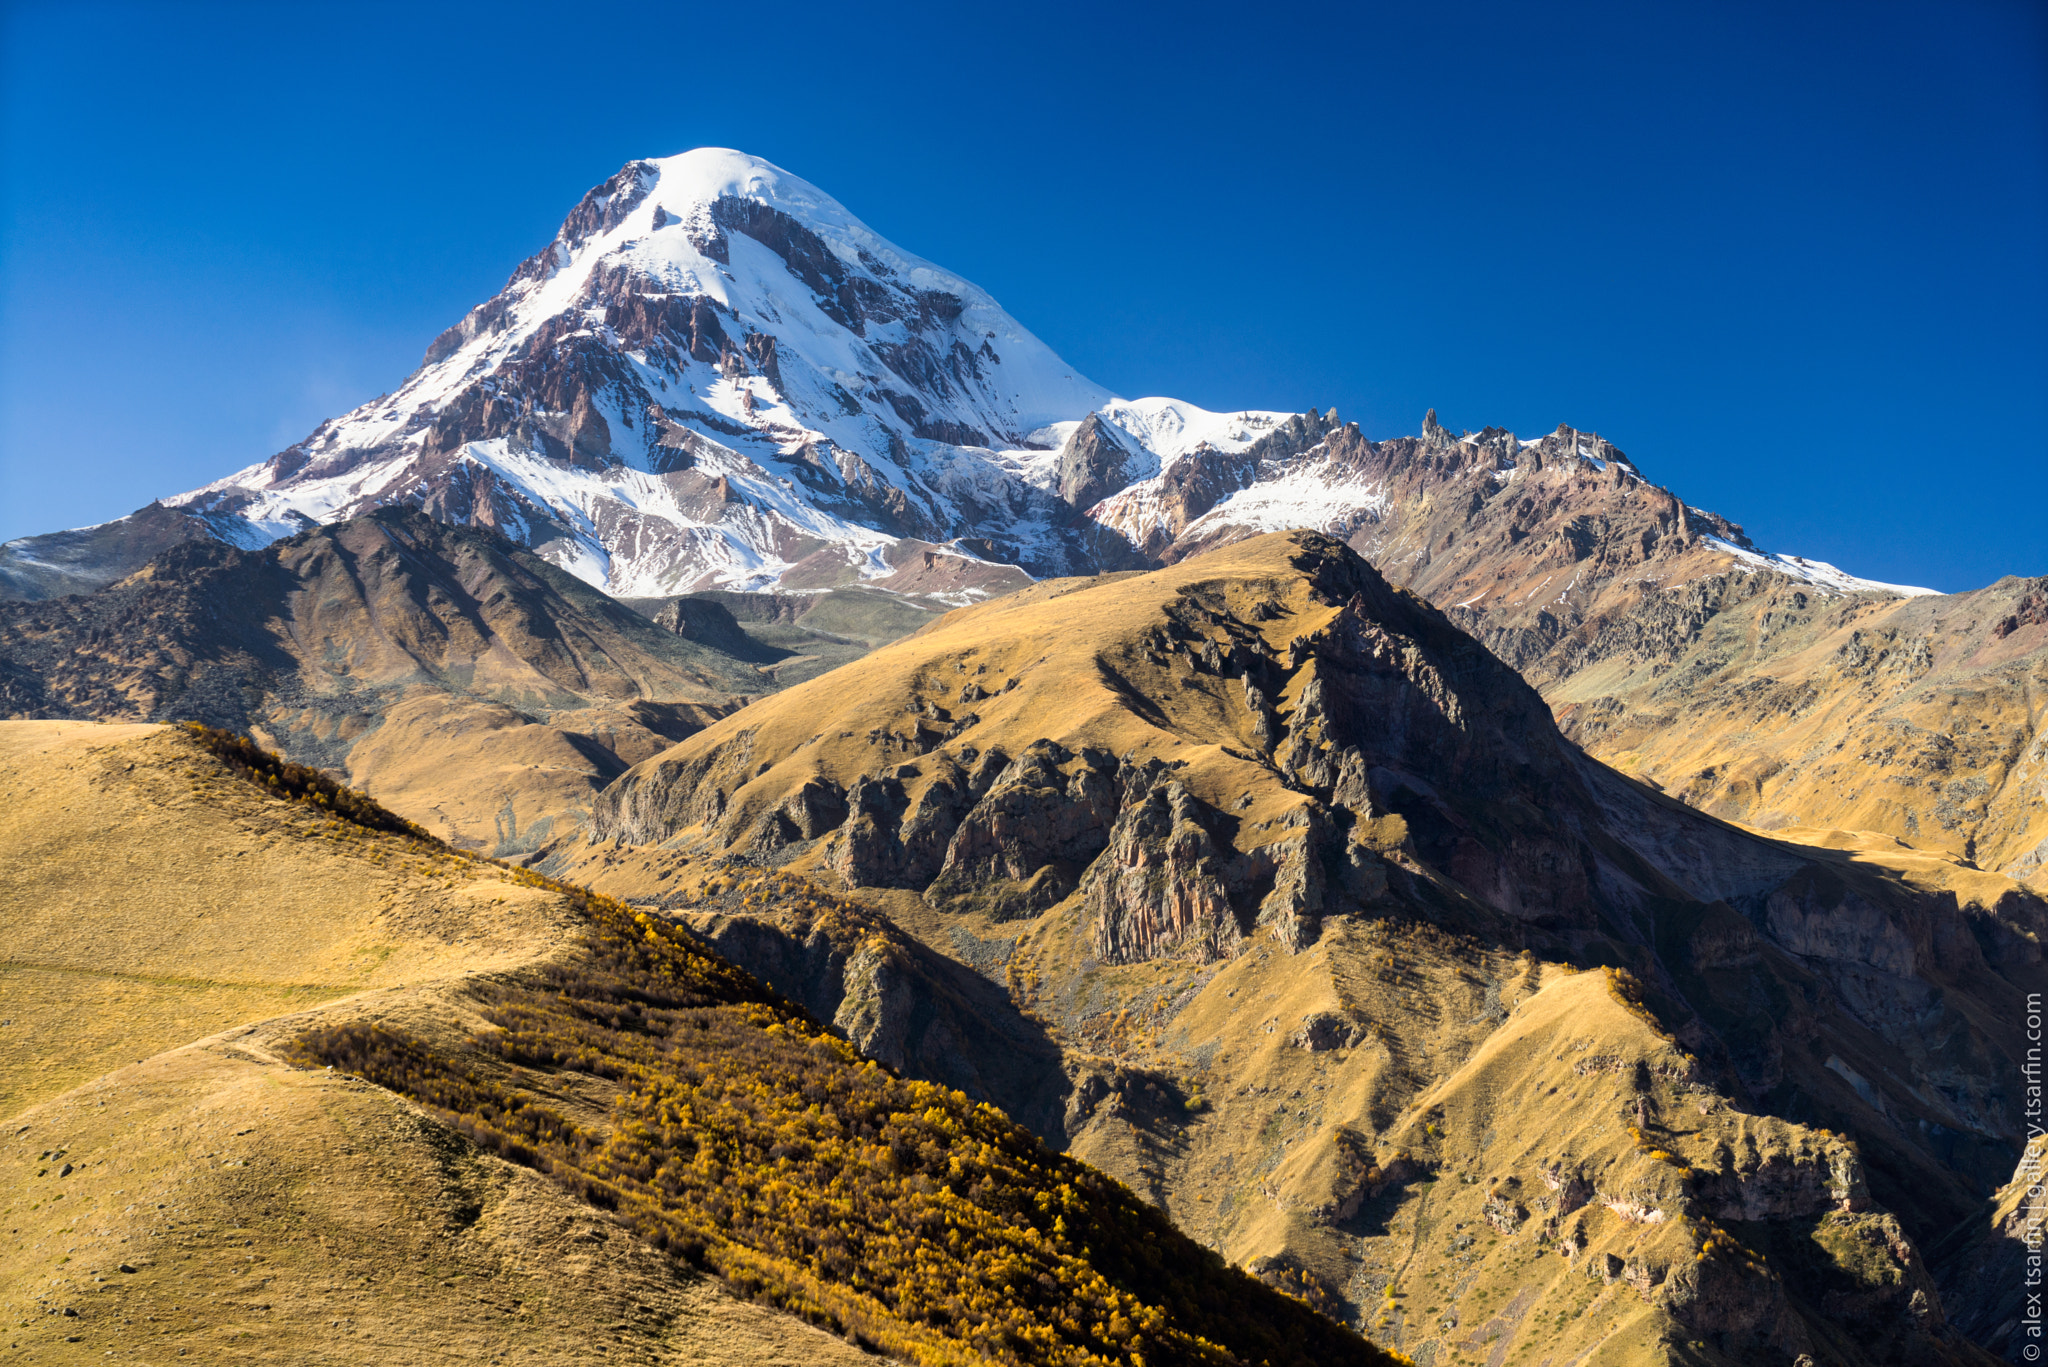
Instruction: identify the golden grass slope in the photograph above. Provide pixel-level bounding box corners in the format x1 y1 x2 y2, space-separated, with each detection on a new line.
287 899 1399 1367
1548 573 2048 887
3 1031 878 1365
0 720 571 1116
2 720 1397 1367
0 720 882 1364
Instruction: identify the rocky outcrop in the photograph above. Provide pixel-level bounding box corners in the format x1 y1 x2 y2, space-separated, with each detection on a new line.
767 776 847 843
1792 1211 1951 1341
679 891 1071 1142
1290 1010 1364 1052
1690 1143 1867 1223
924 741 1123 918
1652 1255 1806 1348
893 764 975 884
1061 1062 1194 1136
1265 553 1599 930
1253 806 1329 951
1086 767 1239 963
822 772 912 885
1056 413 1140 510
826 749 992 888
597 727 759 845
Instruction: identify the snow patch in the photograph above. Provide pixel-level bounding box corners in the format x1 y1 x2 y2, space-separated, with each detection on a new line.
1177 457 1390 539
1702 537 1937 597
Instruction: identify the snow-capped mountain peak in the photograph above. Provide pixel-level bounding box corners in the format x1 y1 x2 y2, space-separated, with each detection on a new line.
7 148 1938 615
161 149 1245 596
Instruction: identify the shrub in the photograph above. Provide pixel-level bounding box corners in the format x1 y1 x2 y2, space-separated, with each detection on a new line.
178 722 439 843
293 883 1403 1367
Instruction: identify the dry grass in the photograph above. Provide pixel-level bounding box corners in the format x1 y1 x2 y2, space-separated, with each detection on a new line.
0 720 1404 1366
0 720 876 1364
0 721 564 1118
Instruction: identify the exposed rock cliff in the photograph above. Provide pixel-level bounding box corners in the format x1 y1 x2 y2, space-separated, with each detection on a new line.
674 872 1070 1139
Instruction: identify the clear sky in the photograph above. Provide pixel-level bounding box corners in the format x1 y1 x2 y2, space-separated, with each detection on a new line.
2 0 2042 591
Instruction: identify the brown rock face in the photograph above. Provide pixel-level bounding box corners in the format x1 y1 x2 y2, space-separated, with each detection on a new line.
924 741 1124 917
677 886 1070 1139
1056 413 1141 510
591 531 1615 961
1085 768 1239 963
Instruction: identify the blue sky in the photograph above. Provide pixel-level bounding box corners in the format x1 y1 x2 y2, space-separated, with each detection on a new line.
2 0 2042 591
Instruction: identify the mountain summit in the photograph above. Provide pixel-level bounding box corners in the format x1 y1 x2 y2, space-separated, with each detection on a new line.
124 149 1287 597
13 149 2029 879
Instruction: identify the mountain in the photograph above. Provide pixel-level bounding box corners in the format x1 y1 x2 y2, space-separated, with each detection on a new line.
5 143 2038 1364
1549 570 2048 883
547 531 2034 1364
0 718 1396 1366
31 149 1914 617
0 149 1906 617
1166 414 2048 889
0 148 1296 603
0 508 783 853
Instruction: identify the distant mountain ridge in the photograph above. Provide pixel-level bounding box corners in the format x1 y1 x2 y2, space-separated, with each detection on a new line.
0 508 780 853
0 148 1929 610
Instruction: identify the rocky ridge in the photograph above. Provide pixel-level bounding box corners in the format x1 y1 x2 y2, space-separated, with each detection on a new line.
1115 408 2044 887
553 531 2037 1363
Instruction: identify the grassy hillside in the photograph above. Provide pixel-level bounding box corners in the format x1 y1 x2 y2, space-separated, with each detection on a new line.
0 720 1397 1365
294 877 1398 1367
0 719 565 1117
1544 572 2048 887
